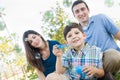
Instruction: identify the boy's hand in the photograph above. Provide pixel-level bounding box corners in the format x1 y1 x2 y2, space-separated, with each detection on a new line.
82 65 97 77
53 45 63 57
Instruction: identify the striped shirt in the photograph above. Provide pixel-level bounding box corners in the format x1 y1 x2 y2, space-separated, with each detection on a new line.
62 44 103 80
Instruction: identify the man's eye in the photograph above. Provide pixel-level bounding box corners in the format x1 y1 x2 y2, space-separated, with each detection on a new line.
81 7 86 11
75 10 79 14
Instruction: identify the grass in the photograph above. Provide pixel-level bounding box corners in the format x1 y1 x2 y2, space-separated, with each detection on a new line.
115 72 120 80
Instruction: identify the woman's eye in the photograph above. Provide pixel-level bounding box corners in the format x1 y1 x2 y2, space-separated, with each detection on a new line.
32 36 36 39
29 40 32 44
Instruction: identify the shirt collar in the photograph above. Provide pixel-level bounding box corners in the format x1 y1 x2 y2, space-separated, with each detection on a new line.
70 43 92 56
82 16 94 31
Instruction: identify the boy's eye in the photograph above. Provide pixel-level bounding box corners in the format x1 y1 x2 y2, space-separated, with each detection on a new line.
67 34 72 38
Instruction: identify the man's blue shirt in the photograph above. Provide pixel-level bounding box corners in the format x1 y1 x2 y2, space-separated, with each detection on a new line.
83 14 120 51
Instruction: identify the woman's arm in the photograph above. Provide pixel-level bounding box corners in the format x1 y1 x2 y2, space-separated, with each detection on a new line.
36 68 46 80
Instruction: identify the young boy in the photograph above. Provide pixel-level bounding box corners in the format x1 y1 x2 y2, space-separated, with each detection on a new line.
46 23 104 80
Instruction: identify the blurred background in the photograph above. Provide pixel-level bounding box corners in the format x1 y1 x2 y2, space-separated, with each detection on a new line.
0 0 120 80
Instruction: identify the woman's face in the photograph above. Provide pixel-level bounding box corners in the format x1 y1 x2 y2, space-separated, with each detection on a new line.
27 34 44 48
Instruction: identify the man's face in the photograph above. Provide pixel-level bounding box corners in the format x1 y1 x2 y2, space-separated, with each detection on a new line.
73 3 89 24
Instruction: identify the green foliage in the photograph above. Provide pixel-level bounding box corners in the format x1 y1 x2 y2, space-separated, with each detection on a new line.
0 17 6 31
42 1 71 43
52 25 65 44
0 36 14 53
26 64 38 80
0 7 6 31
63 0 72 7
19 64 38 80
43 10 54 23
14 43 22 53
104 0 114 7
115 72 120 80
28 73 38 80
0 33 25 80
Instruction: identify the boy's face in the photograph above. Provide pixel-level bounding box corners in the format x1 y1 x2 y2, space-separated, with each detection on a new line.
73 3 89 24
66 28 86 49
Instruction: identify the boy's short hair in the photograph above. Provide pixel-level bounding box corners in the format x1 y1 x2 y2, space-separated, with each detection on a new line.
64 23 83 40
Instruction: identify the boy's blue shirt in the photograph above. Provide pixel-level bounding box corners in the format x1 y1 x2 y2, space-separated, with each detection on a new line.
62 44 103 80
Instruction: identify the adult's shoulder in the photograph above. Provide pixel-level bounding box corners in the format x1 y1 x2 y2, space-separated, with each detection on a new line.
90 13 110 23
92 13 108 19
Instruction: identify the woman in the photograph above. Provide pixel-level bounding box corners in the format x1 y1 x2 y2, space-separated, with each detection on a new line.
23 30 61 80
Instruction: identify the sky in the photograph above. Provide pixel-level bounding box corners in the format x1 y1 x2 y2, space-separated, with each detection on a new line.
0 0 120 48
0 0 57 36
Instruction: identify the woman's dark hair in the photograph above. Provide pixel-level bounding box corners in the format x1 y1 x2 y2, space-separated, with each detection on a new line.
64 23 83 40
23 30 45 71
71 0 89 14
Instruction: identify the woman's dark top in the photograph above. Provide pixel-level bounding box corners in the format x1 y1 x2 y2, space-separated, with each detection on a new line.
42 40 60 76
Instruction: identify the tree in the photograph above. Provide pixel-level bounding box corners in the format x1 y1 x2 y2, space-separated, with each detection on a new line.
104 0 120 7
104 0 114 7
0 7 26 80
41 1 74 43
0 7 6 31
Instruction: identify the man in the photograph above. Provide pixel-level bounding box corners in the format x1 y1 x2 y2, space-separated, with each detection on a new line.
71 0 120 75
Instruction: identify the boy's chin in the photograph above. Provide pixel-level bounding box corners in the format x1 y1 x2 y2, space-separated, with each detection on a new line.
72 43 83 48
73 42 82 46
